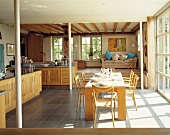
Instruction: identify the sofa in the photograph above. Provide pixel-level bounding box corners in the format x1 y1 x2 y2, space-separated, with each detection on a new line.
101 51 137 69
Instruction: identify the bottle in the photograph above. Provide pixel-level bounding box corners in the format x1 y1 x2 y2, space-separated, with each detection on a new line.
55 60 58 66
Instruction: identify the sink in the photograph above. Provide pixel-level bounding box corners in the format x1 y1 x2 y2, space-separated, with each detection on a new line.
0 72 5 79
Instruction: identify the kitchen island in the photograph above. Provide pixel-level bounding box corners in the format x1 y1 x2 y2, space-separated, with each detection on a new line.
0 90 6 128
0 70 42 113
7 62 77 86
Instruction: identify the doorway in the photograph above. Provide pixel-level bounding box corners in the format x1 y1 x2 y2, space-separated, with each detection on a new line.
0 44 4 72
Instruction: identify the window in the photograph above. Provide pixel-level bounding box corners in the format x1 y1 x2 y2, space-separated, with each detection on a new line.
54 37 63 60
81 36 101 60
92 37 102 60
156 8 170 99
82 37 90 60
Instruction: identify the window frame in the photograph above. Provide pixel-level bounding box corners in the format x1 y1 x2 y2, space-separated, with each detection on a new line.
156 7 170 99
81 35 102 60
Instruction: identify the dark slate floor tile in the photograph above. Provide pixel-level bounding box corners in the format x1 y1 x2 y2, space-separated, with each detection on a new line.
56 121 78 128
36 121 60 128
76 119 93 128
26 114 48 121
43 115 65 121
50 108 70 115
23 121 42 128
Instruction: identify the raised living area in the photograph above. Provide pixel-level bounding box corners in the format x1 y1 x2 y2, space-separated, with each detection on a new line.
0 0 170 135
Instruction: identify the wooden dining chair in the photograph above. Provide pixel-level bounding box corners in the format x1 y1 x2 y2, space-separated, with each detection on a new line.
123 70 134 86
74 76 85 112
81 72 94 86
126 74 139 110
92 84 117 128
81 72 89 86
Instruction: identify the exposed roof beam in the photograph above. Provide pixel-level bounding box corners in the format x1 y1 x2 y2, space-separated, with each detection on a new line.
71 24 83 33
71 28 78 33
78 23 91 33
41 24 59 33
32 24 57 34
91 23 99 33
131 23 140 33
103 22 107 32
52 24 64 32
113 22 118 32
122 22 131 33
21 24 51 34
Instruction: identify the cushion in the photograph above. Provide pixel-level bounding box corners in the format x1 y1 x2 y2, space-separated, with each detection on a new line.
127 52 136 58
104 50 114 60
122 54 128 60
115 54 120 59
119 55 126 61
101 55 106 61
112 55 119 61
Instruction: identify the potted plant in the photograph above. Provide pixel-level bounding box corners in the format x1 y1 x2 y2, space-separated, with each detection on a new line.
89 48 93 60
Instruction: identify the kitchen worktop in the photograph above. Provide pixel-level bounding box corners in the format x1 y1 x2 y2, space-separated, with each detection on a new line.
0 70 40 81
7 62 76 69
0 90 6 96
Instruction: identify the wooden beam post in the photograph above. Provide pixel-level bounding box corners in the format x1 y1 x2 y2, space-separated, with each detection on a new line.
147 16 155 89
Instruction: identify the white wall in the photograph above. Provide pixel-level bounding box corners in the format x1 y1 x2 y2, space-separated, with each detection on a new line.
102 34 137 54
0 24 15 67
0 24 29 67
73 35 81 60
43 36 53 61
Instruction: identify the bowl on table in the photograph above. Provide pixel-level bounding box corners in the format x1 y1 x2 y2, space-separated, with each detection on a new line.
41 64 50 67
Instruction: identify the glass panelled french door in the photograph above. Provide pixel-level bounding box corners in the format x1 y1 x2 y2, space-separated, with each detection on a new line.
157 8 170 99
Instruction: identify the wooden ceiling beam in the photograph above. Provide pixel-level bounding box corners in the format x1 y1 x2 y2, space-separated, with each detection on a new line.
122 22 131 33
113 22 118 32
21 24 51 34
78 23 91 33
71 28 78 33
31 24 55 33
91 23 99 33
103 22 107 32
21 26 43 33
131 23 140 33
52 24 64 32
71 24 83 33
40 24 59 33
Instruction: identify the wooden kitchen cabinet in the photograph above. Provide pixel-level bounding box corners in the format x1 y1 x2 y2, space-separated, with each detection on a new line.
61 68 69 85
22 73 34 103
0 71 42 113
28 34 43 62
60 67 76 85
40 68 61 85
41 68 48 85
10 78 16 111
33 71 42 96
0 91 6 128
39 66 77 85
0 78 16 112
47 68 61 85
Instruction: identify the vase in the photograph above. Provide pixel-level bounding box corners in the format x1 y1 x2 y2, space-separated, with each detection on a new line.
89 56 93 60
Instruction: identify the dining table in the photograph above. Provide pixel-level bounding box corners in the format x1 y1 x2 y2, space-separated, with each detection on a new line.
84 72 126 121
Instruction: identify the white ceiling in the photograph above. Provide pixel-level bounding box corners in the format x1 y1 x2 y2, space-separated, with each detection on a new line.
0 0 169 24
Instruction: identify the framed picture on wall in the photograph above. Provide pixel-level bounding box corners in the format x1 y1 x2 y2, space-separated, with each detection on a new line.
6 43 15 56
108 38 126 52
